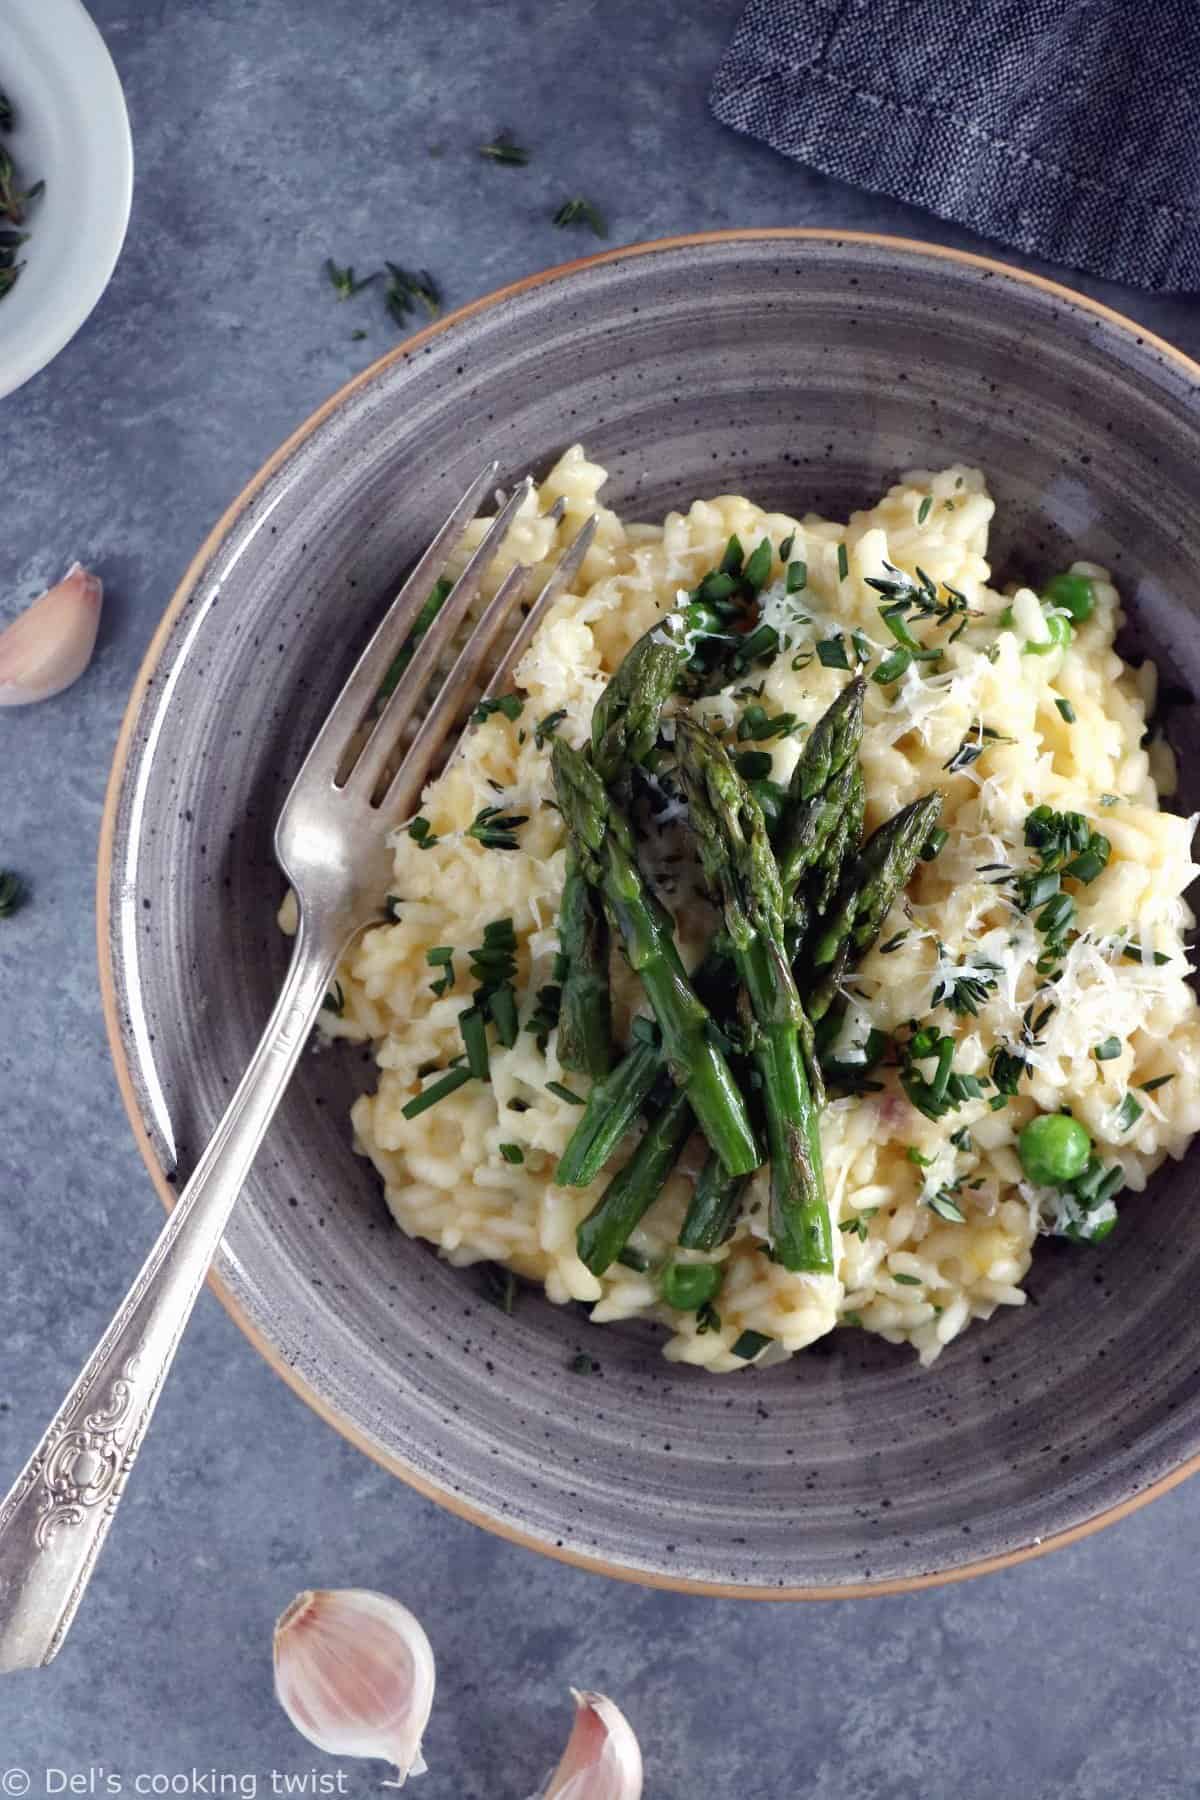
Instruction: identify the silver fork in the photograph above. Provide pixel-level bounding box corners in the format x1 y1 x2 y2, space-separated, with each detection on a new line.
0 463 596 1673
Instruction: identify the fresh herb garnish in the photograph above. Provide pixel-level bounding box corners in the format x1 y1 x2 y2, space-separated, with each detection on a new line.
737 704 797 741
498 1142 525 1164
0 869 25 918
927 1189 966 1223
943 724 1011 774
917 495 933 524
1094 1036 1121 1061
1055 697 1076 723
547 1079 585 1105
617 1247 651 1273
1115 1093 1144 1133
379 576 453 699
0 99 41 300
899 1024 987 1121
384 262 441 325
534 708 568 748
816 635 851 670
408 815 439 849
322 982 345 1016
932 953 1001 1018
879 930 910 954
731 1329 772 1359
892 1272 922 1286
467 803 528 850
920 827 949 861
1118 941 1170 966
483 1263 518 1313
836 543 849 581
457 917 520 1078
570 1351 598 1373
426 945 456 996
479 131 530 165
552 197 607 236
473 692 523 726
786 560 807 593
402 1066 473 1118
734 749 774 782
840 1208 878 1241
1139 1073 1175 1092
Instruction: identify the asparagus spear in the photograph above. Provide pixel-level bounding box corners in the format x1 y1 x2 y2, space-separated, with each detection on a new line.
806 791 944 1021
577 1087 693 1276
555 1037 661 1187
555 854 613 1075
677 1157 748 1252
674 717 832 1274
551 738 760 1177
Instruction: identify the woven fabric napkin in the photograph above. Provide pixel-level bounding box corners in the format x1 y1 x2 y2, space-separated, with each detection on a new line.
710 0 1200 291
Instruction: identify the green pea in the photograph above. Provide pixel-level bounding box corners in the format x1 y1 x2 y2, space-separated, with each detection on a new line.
1019 1113 1092 1185
1042 572 1096 622
1025 612 1072 656
661 1260 723 1311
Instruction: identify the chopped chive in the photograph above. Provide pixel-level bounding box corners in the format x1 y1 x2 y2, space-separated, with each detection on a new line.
1115 1093 1144 1133
322 982 345 1016
617 1247 650 1272
786 559 807 593
1120 942 1171 966
498 1142 525 1164
1055 697 1077 723
879 931 910 954
460 1005 491 1079
735 749 773 781
743 537 774 591
1094 1037 1121 1061
917 495 933 524
1139 1073 1175 1092
0 870 26 918
816 635 851 670
920 827 949 861
836 542 849 581
891 1272 922 1286
731 1330 772 1360
547 1079 585 1104
384 894 403 922
483 1264 518 1313
402 1067 473 1118
872 646 912 686
466 803 528 850
570 1351 598 1373
778 532 795 561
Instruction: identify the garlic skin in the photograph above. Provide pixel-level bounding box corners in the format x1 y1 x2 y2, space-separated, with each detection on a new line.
273 1588 435 1786
536 1691 643 1800
0 563 103 706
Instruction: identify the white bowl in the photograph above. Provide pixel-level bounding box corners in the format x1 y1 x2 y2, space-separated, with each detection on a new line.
0 0 132 399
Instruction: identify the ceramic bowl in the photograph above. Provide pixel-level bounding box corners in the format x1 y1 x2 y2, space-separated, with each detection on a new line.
0 0 133 399
100 232 1200 1594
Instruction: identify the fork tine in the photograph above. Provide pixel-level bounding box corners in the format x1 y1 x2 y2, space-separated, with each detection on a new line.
375 561 532 817
291 460 500 788
346 477 533 798
478 512 597 703
380 513 598 818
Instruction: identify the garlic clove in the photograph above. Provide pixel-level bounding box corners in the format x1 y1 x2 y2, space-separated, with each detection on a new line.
0 563 103 706
536 1691 643 1800
273 1588 435 1786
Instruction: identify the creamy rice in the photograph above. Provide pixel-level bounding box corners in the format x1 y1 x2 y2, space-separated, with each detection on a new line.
315 447 1200 1370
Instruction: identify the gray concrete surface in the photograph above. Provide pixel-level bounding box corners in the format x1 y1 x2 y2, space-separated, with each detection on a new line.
3 2 1200 1794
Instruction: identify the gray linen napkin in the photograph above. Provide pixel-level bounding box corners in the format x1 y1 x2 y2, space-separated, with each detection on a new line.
710 0 1200 292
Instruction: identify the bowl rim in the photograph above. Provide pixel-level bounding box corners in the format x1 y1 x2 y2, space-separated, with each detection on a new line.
97 226 1200 1599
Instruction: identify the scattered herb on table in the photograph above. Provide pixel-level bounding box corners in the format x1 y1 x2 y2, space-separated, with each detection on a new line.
0 869 25 917
385 262 441 326
479 131 530 165
325 259 378 300
552 197 607 236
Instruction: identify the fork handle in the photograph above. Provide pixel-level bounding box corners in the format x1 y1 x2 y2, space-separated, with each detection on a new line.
0 920 342 1672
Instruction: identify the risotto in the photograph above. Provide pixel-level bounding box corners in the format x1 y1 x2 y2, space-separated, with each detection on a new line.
315 447 1200 1371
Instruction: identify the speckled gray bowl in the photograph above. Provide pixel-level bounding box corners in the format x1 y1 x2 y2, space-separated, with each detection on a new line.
100 231 1200 1595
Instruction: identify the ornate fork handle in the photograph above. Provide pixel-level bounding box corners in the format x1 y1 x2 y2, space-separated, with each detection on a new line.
0 919 341 1672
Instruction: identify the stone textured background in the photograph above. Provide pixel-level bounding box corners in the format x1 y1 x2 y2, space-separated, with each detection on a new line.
3 2 1200 1794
